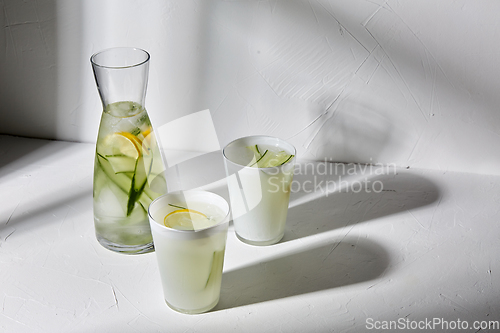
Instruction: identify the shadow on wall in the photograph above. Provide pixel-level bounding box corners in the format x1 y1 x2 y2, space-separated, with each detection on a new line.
309 102 395 165
214 237 390 311
0 0 84 141
194 0 408 163
196 0 500 171
294 1 500 166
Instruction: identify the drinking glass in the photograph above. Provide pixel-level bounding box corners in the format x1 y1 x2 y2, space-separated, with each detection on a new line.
223 135 296 245
148 190 230 314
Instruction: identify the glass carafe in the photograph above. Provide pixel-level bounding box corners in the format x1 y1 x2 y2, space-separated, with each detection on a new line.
91 47 167 254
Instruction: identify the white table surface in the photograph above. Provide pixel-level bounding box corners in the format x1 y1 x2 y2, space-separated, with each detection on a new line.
0 134 499 333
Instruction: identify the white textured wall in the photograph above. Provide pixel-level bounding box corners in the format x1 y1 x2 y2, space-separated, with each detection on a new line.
1 0 500 175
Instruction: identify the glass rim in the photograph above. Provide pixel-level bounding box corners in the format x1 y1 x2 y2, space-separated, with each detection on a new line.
90 47 150 69
148 190 230 234
222 135 296 170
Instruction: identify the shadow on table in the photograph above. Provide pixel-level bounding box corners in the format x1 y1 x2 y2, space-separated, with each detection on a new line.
282 169 441 242
213 237 389 311
0 136 93 232
0 189 92 232
0 135 53 174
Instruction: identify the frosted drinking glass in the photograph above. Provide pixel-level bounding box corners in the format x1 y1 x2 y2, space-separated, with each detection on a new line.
223 136 296 245
148 190 229 314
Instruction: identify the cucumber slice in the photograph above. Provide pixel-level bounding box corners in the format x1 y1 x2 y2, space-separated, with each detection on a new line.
279 154 294 166
96 154 151 212
138 192 152 212
126 154 153 216
249 150 268 167
247 144 261 157
246 145 294 168
205 250 225 288
96 154 133 192
106 155 137 174
147 172 167 195
168 203 187 210
257 150 293 167
130 127 141 136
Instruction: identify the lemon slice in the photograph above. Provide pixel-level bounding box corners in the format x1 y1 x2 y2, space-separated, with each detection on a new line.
102 132 142 159
142 127 152 140
140 127 153 155
164 209 213 230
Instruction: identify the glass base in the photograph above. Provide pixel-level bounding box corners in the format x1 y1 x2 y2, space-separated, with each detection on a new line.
235 232 284 246
165 297 219 314
96 235 154 254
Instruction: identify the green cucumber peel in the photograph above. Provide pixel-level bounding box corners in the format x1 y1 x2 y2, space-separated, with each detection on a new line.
168 203 187 210
96 153 151 212
249 149 268 167
279 154 294 165
130 127 141 136
205 250 224 288
97 152 108 160
126 156 148 216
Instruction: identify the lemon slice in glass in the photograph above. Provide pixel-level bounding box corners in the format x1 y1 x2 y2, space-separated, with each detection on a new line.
140 127 153 155
164 209 214 231
102 132 142 159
